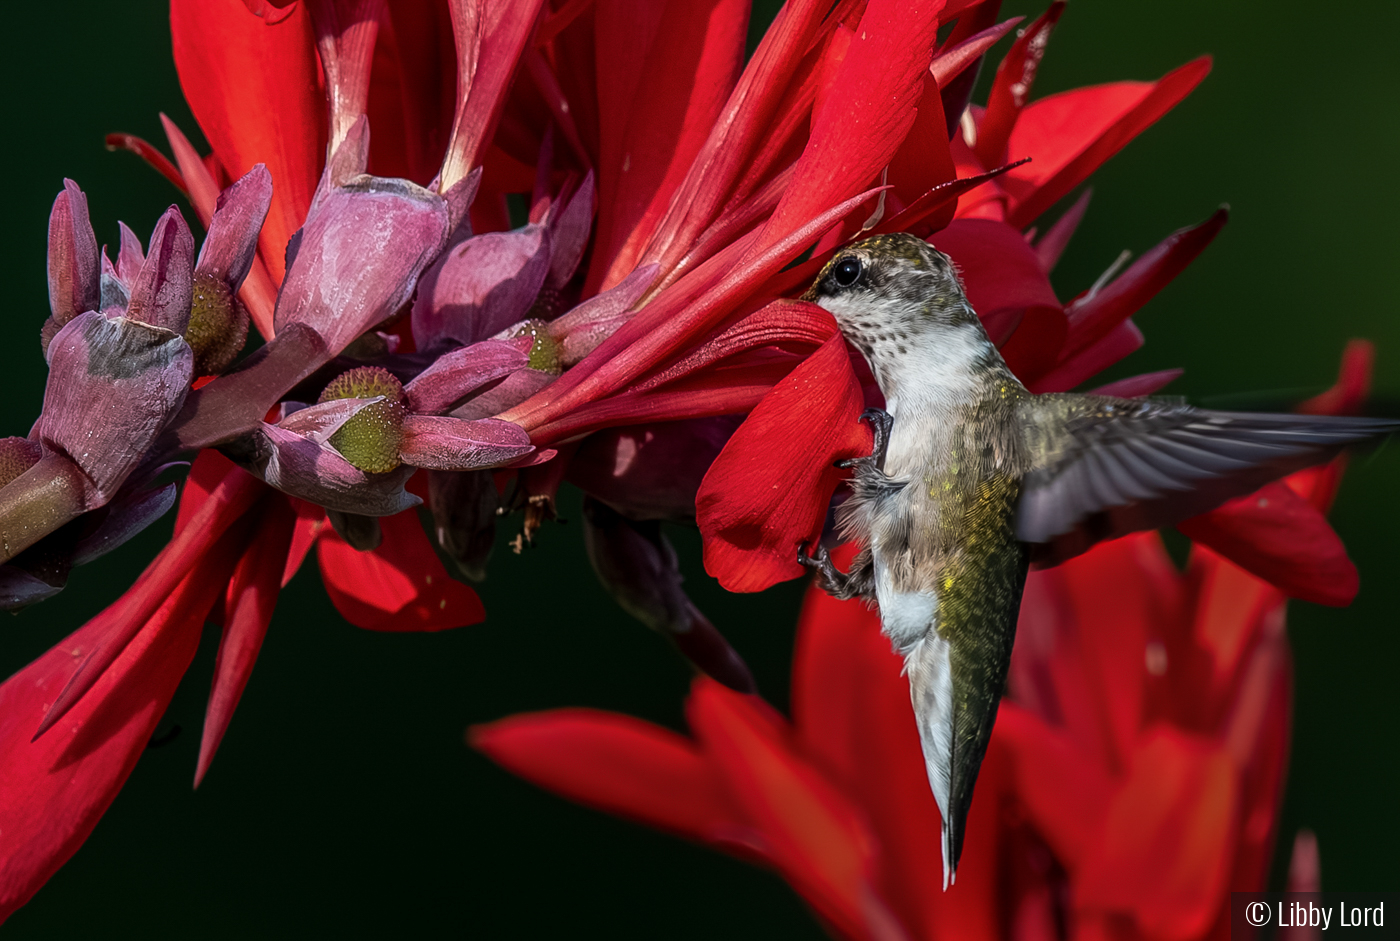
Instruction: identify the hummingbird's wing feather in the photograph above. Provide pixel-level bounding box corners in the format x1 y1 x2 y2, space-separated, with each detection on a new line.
1015 395 1397 565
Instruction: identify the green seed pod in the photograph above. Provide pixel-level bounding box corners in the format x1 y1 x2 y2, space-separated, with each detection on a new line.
186 271 251 375
318 366 407 474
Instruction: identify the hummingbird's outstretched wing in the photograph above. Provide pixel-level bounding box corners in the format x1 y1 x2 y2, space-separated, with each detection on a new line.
1015 394 1397 565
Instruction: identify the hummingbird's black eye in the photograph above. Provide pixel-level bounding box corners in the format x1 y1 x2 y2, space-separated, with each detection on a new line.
833 256 862 288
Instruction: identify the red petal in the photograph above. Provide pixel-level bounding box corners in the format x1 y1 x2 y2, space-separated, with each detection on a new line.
469 708 753 849
0 533 242 920
1003 58 1211 228
591 0 750 289
1188 545 1287 696
1033 186 1091 272
757 0 943 252
687 681 883 940
1299 339 1374 418
316 508 485 630
1087 368 1182 398
972 2 1065 168
195 495 297 787
104 133 189 196
697 334 868 592
1074 728 1238 941
282 500 328 585
1029 318 1143 394
928 219 1066 380
171 0 324 287
1061 208 1227 363
1178 482 1358 607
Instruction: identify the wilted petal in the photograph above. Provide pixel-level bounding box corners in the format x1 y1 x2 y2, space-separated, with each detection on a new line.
70 482 179 567
582 497 754 693
256 423 419 516
411 225 551 349
46 179 100 327
426 469 497 582
697 334 868 592
39 312 193 504
195 165 273 289
399 416 535 470
403 338 532 415
274 120 453 355
316 509 484 631
551 264 659 366
569 417 739 523
125 207 196 335
546 172 595 289
0 566 65 610
277 396 381 445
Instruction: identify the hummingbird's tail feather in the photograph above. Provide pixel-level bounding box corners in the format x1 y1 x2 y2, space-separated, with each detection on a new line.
905 618 1016 890
903 632 957 888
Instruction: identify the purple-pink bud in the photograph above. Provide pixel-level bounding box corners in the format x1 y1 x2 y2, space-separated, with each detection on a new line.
196 165 273 290
126 207 196 334
46 179 100 327
411 225 552 349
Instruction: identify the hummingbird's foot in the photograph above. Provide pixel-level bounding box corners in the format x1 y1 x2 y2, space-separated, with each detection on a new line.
836 407 894 471
798 543 869 600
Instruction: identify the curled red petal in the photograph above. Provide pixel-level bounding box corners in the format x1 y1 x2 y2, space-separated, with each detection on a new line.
697 333 868 593
316 508 485 631
1178 481 1358 607
973 2 1065 168
196 495 297 787
469 708 753 849
105 133 190 196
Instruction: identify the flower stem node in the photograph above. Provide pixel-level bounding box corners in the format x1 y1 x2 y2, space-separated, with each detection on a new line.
318 366 407 473
185 271 250 376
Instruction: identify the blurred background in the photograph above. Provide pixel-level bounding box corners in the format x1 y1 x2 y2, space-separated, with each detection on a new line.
1 0 1395 936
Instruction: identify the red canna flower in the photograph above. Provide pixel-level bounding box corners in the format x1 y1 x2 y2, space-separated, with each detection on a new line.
0 0 1381 923
473 347 1368 940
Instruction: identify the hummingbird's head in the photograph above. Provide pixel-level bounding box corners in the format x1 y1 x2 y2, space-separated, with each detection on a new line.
803 233 990 396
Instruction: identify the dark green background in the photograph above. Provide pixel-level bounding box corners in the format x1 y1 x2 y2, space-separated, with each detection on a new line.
2 1 1396 935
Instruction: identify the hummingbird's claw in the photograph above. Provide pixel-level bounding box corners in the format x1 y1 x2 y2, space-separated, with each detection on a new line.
798 542 847 596
836 407 893 471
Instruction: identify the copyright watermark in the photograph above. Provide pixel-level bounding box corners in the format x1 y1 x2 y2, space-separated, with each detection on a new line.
1232 894 1397 938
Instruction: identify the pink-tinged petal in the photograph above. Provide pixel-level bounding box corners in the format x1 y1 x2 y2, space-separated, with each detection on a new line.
545 171 595 288
161 116 279 339
755 0 944 253
399 416 536 470
166 323 331 451
929 17 1020 91
928 219 1065 379
569 417 739 523
305 0 384 153
1028 318 1143 394
171 0 323 286
277 397 381 444
439 0 548 190
451 368 558 421
972 3 1064 168
1088 368 1182 398
1178 482 1357 607
1284 831 1321 894
316 508 484 631
591 0 749 289
1061 208 1226 363
0 531 244 922
256 423 420 516
411 226 551 349
46 180 100 327
404 339 532 414
687 681 889 940
697 334 868 593
116 222 146 286
125 207 196 334
1074 727 1238 941
196 165 274 290
274 121 453 355
469 708 756 851
1033 186 1091 273
30 464 266 741
1003 58 1212 228
39 312 193 504
550 264 659 366
195 494 296 787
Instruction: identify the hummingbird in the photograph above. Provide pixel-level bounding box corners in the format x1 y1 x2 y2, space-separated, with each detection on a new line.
798 232 1396 889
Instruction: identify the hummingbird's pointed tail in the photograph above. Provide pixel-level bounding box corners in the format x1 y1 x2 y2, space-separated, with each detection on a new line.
904 623 1013 890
